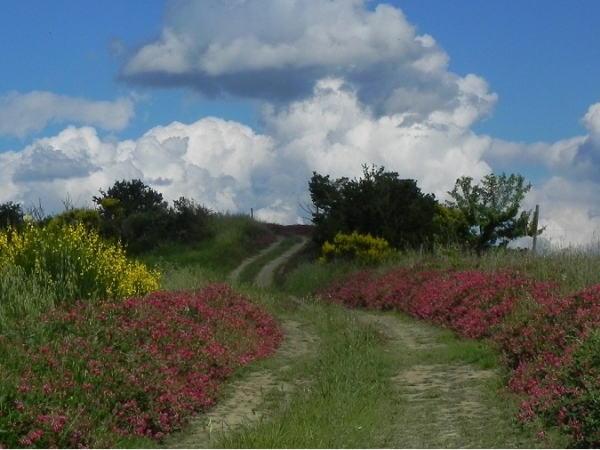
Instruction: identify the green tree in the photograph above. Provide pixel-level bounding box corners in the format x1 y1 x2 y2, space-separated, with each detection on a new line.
308 164 438 250
0 202 24 230
445 173 534 253
93 179 166 219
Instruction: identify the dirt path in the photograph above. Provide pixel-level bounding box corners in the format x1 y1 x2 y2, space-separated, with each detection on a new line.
166 236 315 448
227 237 283 283
167 318 318 448
167 237 514 448
254 237 309 287
356 312 505 448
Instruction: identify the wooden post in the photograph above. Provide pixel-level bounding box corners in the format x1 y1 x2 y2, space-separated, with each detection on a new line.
532 204 539 254
250 208 253 219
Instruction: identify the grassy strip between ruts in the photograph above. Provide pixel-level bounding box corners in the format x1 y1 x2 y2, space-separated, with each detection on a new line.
215 299 399 448
235 235 303 285
197 293 563 448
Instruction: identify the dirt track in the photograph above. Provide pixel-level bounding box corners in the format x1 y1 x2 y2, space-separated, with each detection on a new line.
167 237 515 448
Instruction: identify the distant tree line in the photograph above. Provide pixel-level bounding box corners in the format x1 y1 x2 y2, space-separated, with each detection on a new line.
0 165 538 256
0 179 214 254
308 164 539 254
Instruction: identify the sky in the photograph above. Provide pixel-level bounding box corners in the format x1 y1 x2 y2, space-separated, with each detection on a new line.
1 0 600 248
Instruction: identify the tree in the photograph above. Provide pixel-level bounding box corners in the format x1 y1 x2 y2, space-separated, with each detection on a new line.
93 179 166 220
445 173 533 253
0 201 24 230
308 164 438 249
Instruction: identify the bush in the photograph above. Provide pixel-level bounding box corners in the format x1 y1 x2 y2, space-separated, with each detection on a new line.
308 165 438 250
92 179 215 254
0 221 160 307
45 208 101 230
318 231 397 265
0 201 24 230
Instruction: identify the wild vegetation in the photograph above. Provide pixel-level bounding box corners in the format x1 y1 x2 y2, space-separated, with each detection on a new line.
0 211 281 448
308 165 538 252
1 167 599 447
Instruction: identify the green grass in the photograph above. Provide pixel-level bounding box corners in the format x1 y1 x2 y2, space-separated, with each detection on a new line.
139 213 275 274
215 301 400 448
397 244 600 294
1 216 592 448
236 235 301 284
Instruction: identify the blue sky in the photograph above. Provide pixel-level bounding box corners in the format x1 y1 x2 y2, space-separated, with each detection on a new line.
1 0 600 247
398 1 600 143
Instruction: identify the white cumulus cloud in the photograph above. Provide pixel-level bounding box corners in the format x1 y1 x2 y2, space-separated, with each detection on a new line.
121 0 497 122
3 0 600 248
0 91 135 138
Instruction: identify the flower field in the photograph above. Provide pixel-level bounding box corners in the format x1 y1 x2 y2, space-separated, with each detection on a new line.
0 285 282 448
0 221 283 448
317 264 600 446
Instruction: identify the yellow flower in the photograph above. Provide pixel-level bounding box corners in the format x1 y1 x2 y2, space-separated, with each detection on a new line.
319 231 398 265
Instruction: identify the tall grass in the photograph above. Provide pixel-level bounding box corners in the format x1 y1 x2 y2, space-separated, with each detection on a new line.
140 213 275 274
0 222 159 332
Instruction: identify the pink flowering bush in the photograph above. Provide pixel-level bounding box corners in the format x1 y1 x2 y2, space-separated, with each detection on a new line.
317 265 600 447
0 284 283 448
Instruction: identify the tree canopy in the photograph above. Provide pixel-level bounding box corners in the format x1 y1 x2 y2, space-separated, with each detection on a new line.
445 173 534 253
93 179 166 219
92 179 213 253
308 165 438 249
0 201 24 230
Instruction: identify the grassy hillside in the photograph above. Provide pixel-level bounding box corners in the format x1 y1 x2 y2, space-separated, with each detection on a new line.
3 211 593 447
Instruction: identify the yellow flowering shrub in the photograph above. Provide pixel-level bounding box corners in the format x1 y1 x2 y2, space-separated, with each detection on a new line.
318 231 398 265
0 221 159 302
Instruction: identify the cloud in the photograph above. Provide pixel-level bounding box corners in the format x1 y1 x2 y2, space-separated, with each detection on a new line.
262 77 492 200
0 91 135 138
0 77 495 226
4 0 600 247
120 0 496 119
13 146 99 183
478 102 600 248
0 119 277 219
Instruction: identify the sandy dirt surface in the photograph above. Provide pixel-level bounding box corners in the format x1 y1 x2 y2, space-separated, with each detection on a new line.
166 238 314 448
166 239 509 448
253 237 309 287
356 310 512 447
227 237 283 283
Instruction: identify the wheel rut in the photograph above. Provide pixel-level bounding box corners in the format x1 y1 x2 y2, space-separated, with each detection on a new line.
167 236 513 448
166 236 314 448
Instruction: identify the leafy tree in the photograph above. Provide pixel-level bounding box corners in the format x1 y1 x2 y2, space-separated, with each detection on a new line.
93 179 166 220
0 201 24 230
171 197 214 242
308 164 438 249
92 180 215 253
432 204 471 247
445 173 534 253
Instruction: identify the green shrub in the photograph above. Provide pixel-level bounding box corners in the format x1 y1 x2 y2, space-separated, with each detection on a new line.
0 221 160 306
318 231 398 265
46 207 102 230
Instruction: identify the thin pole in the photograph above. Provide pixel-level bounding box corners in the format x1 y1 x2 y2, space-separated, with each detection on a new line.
532 204 539 254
